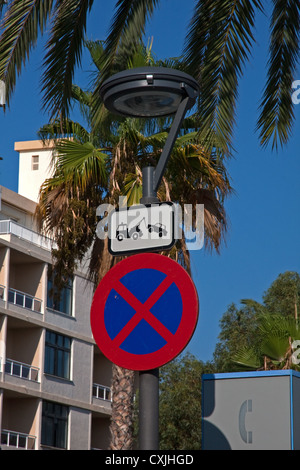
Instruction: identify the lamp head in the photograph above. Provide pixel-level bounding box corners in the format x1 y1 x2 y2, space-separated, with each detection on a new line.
100 67 199 118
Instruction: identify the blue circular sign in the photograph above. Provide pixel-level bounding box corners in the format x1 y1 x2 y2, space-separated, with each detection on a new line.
104 268 183 355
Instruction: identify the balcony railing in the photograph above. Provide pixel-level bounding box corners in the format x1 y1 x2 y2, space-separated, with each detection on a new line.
1 429 36 449
0 219 55 251
93 383 112 402
8 287 42 313
0 284 4 300
5 358 40 382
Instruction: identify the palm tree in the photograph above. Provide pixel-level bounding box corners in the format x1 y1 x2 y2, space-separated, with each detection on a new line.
233 313 300 372
35 40 232 449
1 1 300 150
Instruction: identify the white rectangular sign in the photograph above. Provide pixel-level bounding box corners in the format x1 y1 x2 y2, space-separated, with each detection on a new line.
108 202 175 255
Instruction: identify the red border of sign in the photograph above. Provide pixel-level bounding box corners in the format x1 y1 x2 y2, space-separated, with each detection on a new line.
90 253 199 371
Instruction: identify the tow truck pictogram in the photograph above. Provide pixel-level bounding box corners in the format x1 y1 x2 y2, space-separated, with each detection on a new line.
116 218 145 241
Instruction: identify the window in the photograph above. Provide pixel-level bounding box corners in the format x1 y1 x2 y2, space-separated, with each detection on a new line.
47 265 73 315
41 401 68 449
31 155 39 171
44 330 71 379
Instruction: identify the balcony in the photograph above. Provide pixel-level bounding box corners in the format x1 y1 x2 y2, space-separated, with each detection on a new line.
4 358 40 382
0 219 55 251
1 429 36 449
93 383 112 402
8 287 42 313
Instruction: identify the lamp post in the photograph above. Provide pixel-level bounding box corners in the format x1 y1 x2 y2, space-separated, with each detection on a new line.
100 67 200 450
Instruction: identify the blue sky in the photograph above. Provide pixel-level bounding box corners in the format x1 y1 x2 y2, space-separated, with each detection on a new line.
0 1 299 362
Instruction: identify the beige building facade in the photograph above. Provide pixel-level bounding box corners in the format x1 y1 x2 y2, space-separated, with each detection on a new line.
16 140 55 203
0 141 113 450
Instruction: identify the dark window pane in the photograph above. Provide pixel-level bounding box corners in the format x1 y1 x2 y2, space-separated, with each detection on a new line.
22 365 30 379
56 419 68 449
45 331 71 379
9 433 17 447
25 296 33 309
63 352 70 379
16 293 23 306
41 401 68 449
44 346 55 375
47 265 73 315
12 363 20 376
41 416 55 447
64 337 71 349
8 290 14 303
18 435 26 448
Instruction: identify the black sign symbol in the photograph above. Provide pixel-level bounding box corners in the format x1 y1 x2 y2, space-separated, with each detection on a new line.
116 218 168 242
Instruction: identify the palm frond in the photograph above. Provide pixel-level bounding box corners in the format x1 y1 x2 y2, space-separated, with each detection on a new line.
261 336 290 362
71 84 92 108
54 139 108 191
38 119 91 144
123 169 143 206
258 314 300 340
232 346 261 370
184 0 263 156
233 313 300 371
102 0 160 80
0 0 8 16
42 0 94 120
257 0 300 149
71 84 93 128
0 0 54 106
161 134 232 253
84 39 107 72
193 188 228 253
127 37 156 69
91 34 158 130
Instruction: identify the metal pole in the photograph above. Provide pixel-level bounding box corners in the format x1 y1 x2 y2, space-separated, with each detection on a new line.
139 167 160 450
140 166 159 205
138 92 192 448
139 369 159 450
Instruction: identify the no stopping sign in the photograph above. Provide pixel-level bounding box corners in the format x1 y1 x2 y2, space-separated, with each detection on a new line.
90 253 199 370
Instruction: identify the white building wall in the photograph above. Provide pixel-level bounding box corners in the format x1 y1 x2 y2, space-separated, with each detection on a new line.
15 140 55 203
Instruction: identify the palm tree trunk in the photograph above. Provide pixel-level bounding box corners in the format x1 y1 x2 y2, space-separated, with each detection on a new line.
109 364 136 450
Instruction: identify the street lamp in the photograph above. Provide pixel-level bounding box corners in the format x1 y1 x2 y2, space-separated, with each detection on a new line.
100 67 200 202
100 66 200 450
100 66 199 117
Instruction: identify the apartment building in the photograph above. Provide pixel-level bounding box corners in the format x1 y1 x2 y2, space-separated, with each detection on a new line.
0 140 113 450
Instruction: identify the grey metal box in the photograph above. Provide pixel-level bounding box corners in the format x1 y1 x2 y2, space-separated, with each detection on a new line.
202 370 300 450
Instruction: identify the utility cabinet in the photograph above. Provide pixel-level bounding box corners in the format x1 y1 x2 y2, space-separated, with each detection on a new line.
202 370 300 450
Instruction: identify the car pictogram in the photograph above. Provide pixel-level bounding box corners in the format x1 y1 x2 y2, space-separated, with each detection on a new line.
147 222 167 237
